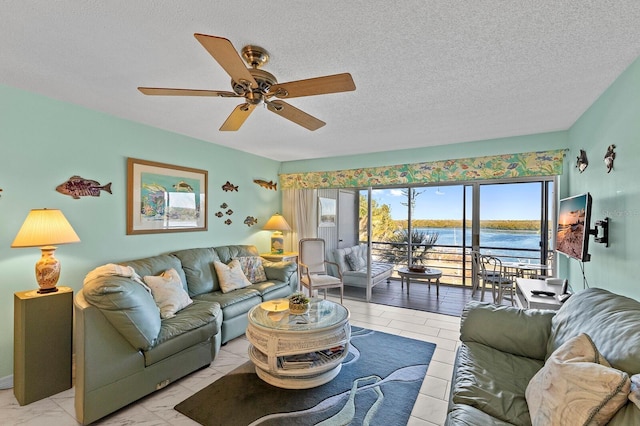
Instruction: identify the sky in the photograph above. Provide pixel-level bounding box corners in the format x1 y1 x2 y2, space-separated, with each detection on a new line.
367 182 545 221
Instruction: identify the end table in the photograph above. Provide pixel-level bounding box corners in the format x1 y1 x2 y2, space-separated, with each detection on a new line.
14 286 73 405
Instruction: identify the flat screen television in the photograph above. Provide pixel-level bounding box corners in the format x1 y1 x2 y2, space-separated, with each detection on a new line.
556 193 592 262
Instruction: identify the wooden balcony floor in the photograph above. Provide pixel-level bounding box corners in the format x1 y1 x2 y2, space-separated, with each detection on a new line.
329 278 506 318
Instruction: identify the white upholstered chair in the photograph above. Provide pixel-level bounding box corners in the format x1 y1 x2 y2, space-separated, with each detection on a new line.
298 238 344 303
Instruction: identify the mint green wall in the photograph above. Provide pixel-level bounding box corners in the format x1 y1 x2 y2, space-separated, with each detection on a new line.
565 56 640 299
0 86 282 378
281 131 568 173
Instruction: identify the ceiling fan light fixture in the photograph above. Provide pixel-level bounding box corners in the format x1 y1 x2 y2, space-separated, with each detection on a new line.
139 34 356 131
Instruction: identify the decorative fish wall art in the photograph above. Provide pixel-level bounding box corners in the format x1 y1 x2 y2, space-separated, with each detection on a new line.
244 216 258 227
604 144 616 173
253 179 277 191
576 150 588 173
56 176 112 199
222 181 238 192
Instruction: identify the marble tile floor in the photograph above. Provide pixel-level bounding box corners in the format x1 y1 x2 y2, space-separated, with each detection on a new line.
0 297 461 425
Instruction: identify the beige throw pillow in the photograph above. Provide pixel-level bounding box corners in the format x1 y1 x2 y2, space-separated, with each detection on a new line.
526 333 630 426
234 256 267 283
143 268 193 319
214 259 253 293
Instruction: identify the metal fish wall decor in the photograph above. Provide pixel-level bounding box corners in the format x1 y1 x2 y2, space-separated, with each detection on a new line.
56 176 112 199
244 216 258 227
604 144 616 173
253 179 277 191
222 181 238 192
576 150 588 173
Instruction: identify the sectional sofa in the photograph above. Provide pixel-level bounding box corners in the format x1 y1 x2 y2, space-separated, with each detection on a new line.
446 288 640 425
74 245 297 424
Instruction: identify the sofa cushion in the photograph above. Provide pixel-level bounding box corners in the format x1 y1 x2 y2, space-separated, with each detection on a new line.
214 245 260 263
144 300 222 366
234 256 267 283
547 288 640 375
446 404 516 426
214 259 253 293
172 247 220 296
527 333 631 426
122 254 188 293
83 275 161 350
451 342 542 425
461 301 555 360
143 268 193 319
262 260 297 282
194 288 261 319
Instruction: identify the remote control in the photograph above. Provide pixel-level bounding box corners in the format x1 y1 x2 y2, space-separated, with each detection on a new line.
531 290 556 297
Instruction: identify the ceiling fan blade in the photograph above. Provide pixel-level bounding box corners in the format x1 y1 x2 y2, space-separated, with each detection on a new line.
138 87 239 97
270 73 356 99
266 100 326 131
194 34 257 89
220 103 256 131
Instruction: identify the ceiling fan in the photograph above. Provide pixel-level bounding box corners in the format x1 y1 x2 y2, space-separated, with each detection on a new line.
138 34 356 131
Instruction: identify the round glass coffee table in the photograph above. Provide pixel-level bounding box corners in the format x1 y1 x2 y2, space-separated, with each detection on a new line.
246 298 350 389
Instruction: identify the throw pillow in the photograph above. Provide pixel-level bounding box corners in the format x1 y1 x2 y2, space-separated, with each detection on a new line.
630 374 640 409
234 256 267 283
143 268 193 319
214 259 253 293
345 252 365 271
525 333 631 426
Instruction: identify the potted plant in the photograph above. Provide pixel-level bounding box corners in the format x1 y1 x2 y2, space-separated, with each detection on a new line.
288 292 310 314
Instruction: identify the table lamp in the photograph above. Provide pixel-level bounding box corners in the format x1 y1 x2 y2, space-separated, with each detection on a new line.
263 213 291 254
11 208 81 293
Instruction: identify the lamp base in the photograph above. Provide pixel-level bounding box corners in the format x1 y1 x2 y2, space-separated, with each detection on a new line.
35 246 61 293
37 287 59 294
270 232 284 255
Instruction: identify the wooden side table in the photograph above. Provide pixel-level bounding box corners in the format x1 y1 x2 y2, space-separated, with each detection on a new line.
397 267 443 297
260 252 298 263
14 286 73 405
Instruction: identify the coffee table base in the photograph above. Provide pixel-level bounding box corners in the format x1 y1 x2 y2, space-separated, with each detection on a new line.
254 364 342 389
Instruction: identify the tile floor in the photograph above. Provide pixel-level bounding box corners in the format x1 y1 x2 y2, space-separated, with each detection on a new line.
0 296 461 425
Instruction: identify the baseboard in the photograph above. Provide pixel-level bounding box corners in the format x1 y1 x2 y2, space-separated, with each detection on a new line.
0 375 13 390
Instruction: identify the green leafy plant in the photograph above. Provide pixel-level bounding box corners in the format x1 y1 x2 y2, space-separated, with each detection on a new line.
289 292 310 305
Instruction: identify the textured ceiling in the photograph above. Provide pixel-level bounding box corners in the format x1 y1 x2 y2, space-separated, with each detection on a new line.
2 1 640 161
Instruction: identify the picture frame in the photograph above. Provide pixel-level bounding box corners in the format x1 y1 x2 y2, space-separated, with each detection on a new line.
127 158 207 235
318 197 337 227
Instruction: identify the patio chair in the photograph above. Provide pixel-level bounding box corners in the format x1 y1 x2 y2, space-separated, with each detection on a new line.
479 254 514 305
298 238 344 303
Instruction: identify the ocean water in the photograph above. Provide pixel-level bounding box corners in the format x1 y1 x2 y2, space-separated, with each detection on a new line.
415 227 545 261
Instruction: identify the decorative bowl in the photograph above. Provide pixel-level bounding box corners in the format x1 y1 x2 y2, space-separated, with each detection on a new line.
289 301 310 314
408 265 426 272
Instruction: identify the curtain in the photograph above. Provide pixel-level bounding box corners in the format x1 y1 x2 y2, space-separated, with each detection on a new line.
280 149 565 190
283 189 317 251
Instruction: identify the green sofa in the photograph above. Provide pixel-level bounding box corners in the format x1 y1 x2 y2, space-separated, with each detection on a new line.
446 287 640 425
74 245 297 425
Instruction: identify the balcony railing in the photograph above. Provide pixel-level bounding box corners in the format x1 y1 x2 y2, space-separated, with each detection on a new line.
369 241 548 287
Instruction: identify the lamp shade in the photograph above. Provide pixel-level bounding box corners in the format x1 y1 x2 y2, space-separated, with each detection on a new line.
262 214 291 232
12 209 81 248
263 214 291 254
11 209 80 293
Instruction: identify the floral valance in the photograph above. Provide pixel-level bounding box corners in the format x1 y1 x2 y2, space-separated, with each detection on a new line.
280 149 565 190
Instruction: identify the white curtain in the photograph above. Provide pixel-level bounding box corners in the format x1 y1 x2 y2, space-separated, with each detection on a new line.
283 189 317 252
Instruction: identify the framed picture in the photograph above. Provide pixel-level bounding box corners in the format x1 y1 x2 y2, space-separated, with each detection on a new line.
127 158 207 235
318 197 336 227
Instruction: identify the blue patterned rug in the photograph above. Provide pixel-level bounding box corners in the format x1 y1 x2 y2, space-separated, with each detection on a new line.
175 327 436 425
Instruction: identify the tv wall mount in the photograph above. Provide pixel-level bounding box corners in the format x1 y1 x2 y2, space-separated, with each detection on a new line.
590 217 609 247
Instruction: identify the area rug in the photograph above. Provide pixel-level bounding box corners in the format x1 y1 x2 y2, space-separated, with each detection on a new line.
175 327 436 425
